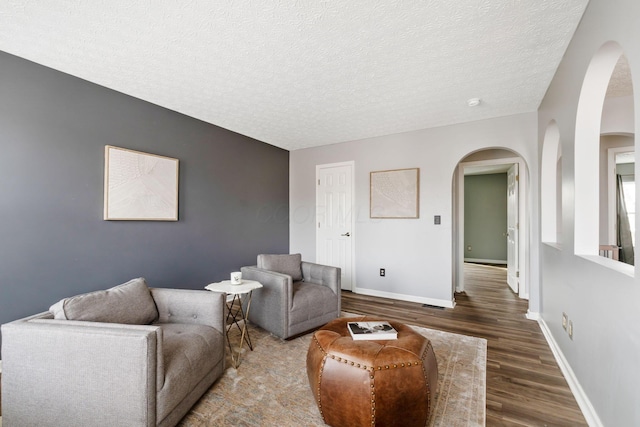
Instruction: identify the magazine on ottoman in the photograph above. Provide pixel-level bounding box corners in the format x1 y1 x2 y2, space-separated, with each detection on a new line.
347 321 398 340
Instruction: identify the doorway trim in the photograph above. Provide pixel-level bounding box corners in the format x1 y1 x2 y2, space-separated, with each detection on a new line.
315 161 356 291
607 145 634 246
455 156 529 300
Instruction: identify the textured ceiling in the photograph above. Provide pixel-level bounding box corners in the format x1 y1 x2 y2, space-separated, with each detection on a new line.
607 55 634 98
0 1 589 151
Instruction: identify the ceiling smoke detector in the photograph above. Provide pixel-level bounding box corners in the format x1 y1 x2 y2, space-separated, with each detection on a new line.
467 98 481 107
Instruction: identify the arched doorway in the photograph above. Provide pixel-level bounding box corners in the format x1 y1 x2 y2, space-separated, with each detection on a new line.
453 148 530 304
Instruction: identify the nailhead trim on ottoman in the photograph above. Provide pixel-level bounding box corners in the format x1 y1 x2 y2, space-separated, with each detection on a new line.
306 316 438 427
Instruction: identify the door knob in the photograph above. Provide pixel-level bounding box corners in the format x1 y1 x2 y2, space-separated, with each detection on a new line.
341 232 351 237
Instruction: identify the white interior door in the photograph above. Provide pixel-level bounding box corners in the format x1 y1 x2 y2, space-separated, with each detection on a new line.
316 162 354 291
507 163 519 293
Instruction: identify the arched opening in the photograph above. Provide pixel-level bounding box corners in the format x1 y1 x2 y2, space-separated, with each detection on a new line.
453 148 529 303
600 54 635 265
541 121 562 244
575 41 635 271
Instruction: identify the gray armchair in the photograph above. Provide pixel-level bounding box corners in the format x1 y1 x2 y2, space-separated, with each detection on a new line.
1 278 225 427
241 254 341 339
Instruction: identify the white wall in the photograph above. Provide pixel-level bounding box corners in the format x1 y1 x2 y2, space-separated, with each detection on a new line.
601 95 634 135
538 0 640 425
290 112 539 308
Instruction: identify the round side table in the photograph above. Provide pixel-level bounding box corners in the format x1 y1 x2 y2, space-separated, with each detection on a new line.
205 279 263 368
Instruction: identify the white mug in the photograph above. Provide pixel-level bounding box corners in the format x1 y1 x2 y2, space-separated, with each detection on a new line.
230 271 242 285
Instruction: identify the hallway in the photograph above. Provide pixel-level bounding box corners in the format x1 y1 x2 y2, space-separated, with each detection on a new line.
341 262 587 426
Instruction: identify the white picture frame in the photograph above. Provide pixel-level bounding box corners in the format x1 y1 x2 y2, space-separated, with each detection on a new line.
104 145 179 221
370 168 420 219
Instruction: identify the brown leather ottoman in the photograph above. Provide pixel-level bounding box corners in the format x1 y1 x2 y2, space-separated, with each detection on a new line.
307 316 438 427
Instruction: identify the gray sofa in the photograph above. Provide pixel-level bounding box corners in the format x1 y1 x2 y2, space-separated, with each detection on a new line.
0 278 225 427
241 254 341 339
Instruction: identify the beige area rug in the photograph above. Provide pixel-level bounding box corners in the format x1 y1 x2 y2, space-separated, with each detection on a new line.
179 320 486 427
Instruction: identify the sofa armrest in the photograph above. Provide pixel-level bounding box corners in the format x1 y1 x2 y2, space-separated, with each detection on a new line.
151 288 225 334
301 261 341 295
1 314 159 427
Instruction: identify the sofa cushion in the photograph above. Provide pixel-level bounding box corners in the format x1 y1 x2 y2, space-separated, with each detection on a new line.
49 277 159 325
155 323 225 422
257 253 303 281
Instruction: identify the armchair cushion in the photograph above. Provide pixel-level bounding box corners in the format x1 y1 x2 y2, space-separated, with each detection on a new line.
257 253 303 281
290 282 338 325
241 259 341 339
49 277 159 325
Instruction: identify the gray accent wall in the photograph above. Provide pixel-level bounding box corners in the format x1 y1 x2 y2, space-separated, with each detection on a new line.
0 52 289 353
464 173 507 262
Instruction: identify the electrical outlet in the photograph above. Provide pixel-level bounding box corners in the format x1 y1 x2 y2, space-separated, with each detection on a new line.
568 320 574 340
562 312 568 330
380 268 385 277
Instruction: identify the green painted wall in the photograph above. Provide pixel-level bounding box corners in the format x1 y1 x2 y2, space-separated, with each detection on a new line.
464 173 508 262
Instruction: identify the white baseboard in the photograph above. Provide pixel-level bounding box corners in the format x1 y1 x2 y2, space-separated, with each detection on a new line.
525 310 540 321
537 318 603 427
352 287 455 309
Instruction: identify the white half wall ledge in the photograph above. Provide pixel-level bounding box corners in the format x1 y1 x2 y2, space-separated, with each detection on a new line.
577 254 634 278
538 318 604 427
352 287 455 309
542 242 563 251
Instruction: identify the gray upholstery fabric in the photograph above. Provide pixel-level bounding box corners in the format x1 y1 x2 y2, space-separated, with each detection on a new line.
154 323 224 423
151 287 222 330
241 259 340 339
290 281 337 322
1 286 226 427
156 366 224 427
257 253 303 281
2 313 159 427
49 277 159 325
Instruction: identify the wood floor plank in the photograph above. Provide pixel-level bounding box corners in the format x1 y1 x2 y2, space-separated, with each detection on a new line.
341 262 587 426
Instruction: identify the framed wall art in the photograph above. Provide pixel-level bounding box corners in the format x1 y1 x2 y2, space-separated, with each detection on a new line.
370 168 419 219
104 145 179 221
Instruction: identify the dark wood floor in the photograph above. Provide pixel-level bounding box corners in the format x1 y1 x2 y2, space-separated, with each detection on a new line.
341 263 587 427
